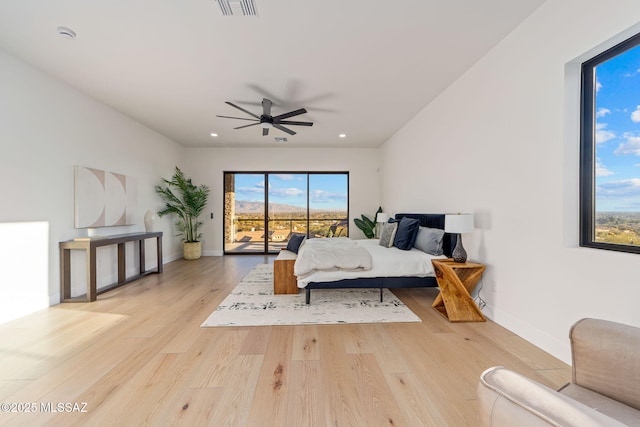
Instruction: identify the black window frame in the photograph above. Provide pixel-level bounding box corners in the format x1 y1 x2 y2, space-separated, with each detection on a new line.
223 171 350 254
580 32 640 254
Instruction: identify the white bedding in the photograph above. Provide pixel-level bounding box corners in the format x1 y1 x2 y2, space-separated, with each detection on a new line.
296 238 446 288
294 237 372 278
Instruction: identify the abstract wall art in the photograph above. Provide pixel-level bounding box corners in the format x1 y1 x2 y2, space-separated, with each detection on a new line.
74 166 137 228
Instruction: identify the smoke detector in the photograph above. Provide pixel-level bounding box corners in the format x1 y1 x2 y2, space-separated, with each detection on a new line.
215 0 258 16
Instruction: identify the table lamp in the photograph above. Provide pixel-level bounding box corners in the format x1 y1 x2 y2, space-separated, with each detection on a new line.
444 213 474 263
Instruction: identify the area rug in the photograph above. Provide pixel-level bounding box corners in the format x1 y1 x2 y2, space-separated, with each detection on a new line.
201 264 421 327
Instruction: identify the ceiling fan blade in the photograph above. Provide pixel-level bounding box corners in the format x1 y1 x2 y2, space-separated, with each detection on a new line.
234 122 260 130
273 124 296 135
278 120 313 126
225 101 260 119
216 115 259 121
262 98 272 117
272 108 307 121
263 127 269 136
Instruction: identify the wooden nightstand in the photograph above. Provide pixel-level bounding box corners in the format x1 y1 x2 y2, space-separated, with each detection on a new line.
431 259 486 322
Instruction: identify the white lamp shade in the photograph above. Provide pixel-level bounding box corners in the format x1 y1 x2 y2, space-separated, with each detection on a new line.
377 213 389 223
444 213 474 234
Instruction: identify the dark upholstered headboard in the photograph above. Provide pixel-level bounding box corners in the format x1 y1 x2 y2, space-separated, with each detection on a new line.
394 213 457 258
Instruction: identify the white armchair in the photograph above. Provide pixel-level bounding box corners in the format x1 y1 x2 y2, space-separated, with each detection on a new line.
477 318 640 426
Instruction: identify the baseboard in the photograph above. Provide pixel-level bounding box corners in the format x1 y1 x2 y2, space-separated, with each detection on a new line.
202 250 223 257
163 253 182 263
50 293 61 306
483 303 571 364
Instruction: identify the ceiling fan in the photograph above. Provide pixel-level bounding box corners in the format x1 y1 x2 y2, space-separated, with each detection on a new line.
217 98 313 136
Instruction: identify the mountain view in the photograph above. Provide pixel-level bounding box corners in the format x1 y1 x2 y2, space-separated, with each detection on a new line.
235 201 345 215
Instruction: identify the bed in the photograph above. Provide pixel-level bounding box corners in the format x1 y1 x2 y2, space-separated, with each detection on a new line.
297 213 457 304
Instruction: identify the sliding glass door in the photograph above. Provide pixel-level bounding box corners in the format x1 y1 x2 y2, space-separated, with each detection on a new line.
224 172 348 254
268 174 308 252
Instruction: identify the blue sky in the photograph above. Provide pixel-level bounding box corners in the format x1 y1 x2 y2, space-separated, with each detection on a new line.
234 173 348 210
595 43 640 212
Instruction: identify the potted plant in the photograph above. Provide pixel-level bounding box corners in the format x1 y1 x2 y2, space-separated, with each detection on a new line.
155 167 210 259
353 206 382 238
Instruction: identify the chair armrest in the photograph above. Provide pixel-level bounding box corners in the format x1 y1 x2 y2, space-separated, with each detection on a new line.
570 318 640 410
477 367 626 427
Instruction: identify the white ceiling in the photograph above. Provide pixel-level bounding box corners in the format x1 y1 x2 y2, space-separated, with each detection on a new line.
0 0 545 148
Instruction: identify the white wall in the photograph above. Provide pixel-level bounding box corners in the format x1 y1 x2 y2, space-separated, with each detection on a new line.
185 147 381 255
0 47 381 322
0 49 185 323
381 0 640 363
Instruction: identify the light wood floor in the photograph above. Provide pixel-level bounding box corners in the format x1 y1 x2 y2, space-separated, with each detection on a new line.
0 256 570 426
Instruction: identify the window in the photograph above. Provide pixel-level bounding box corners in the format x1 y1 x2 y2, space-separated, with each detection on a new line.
580 33 640 253
223 172 349 254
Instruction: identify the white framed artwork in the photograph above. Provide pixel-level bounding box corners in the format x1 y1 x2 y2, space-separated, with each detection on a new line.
74 166 137 228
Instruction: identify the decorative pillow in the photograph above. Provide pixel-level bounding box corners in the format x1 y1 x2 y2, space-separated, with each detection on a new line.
286 233 306 254
378 222 398 248
413 226 445 255
393 217 421 250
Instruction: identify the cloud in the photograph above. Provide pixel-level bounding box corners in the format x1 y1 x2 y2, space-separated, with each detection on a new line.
596 79 602 92
596 108 611 118
631 105 640 123
595 158 613 177
310 189 347 204
271 174 303 182
597 178 640 199
595 123 615 144
237 186 264 195
270 187 305 198
614 135 640 155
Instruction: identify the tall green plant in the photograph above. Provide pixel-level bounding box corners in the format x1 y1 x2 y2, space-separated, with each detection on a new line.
155 167 210 242
354 206 382 238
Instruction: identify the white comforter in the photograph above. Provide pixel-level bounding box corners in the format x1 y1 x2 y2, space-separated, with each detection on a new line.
294 237 372 278
296 238 446 288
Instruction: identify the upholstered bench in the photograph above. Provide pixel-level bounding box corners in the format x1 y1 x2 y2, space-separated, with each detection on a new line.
274 250 298 294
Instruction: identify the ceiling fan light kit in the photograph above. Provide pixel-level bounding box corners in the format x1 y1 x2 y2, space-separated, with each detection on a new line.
215 0 258 17
217 98 313 136
57 26 76 39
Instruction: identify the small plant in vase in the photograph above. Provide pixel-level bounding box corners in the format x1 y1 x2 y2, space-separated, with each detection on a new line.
353 206 382 238
155 167 210 259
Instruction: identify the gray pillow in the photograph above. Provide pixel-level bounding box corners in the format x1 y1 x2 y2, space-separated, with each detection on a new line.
413 227 444 255
378 222 398 248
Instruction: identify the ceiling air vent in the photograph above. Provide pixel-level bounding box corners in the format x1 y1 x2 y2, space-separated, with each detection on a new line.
216 0 258 16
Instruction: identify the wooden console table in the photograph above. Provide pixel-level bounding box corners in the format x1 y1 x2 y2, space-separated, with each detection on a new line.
431 259 486 322
60 232 163 302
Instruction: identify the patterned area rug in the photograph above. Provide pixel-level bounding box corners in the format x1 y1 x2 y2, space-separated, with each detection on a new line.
201 264 421 327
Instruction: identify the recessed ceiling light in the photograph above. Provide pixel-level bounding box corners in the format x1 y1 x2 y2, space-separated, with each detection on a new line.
339 133 347 138
57 26 76 39
210 133 218 137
